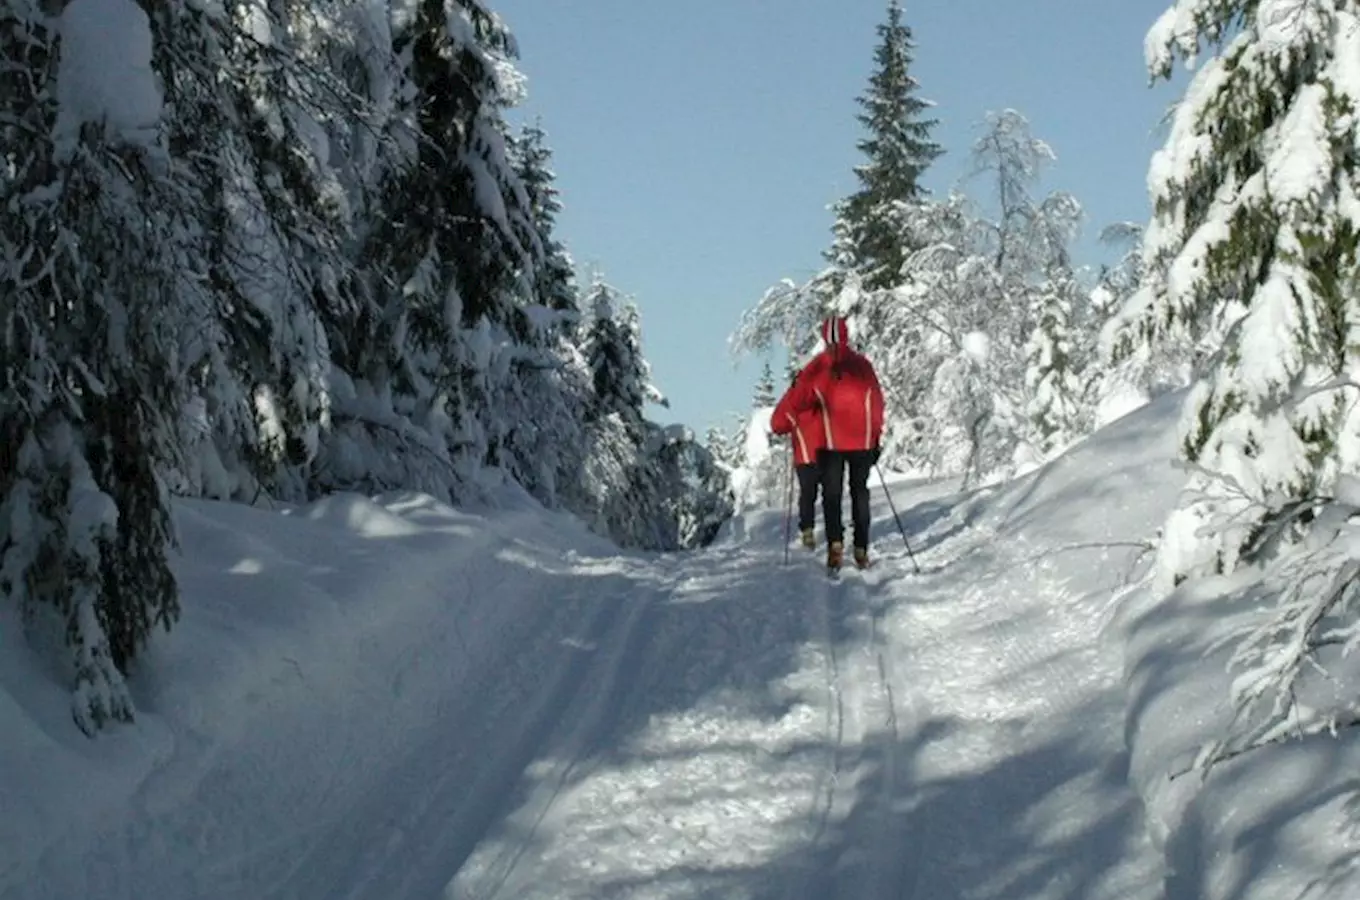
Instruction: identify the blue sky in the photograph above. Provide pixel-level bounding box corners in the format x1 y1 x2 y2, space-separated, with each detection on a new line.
492 0 1185 437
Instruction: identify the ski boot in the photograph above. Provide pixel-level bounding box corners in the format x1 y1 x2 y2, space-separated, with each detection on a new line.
826 541 844 572
800 527 816 550
853 546 870 570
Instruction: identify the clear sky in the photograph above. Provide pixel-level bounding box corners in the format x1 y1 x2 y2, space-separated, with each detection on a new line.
491 0 1185 437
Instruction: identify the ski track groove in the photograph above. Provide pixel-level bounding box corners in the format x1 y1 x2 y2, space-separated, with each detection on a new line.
261 562 654 900
460 588 660 900
466 558 713 900
772 550 915 900
836 559 911 900
783 566 848 900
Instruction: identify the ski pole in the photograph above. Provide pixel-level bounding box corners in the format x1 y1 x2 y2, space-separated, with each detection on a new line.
875 462 921 574
782 447 795 566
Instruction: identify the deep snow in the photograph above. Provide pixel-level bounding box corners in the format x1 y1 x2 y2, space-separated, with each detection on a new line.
4 392 1353 899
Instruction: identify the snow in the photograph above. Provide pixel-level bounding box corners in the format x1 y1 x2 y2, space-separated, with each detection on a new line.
1264 83 1332 205
1095 377 1152 427
53 0 162 161
727 405 780 512
962 330 990 365
3 390 1356 898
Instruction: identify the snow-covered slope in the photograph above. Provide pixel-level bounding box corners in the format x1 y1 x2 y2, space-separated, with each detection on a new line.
2 392 1345 899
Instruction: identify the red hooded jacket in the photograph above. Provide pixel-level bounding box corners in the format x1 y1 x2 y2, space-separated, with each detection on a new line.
775 318 885 454
770 370 825 466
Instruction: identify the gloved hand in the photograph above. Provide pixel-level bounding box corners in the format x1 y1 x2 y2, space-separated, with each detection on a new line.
870 445 881 465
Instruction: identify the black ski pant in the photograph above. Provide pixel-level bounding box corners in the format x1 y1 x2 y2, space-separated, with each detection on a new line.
795 463 820 531
820 449 874 550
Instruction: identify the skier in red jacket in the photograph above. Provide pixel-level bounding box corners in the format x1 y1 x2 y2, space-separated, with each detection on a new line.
771 317 885 570
770 368 825 549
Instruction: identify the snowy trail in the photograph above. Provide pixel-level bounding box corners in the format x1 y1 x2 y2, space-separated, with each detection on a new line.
3 402 1180 900
448 537 850 900
446 405 1173 899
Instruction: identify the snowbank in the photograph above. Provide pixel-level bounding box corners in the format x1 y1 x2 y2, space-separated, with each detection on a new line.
943 386 1360 898
1088 397 1360 898
1120 573 1360 899
0 485 626 898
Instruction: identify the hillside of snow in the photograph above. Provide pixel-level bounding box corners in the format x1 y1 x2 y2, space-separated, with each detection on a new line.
3 393 1354 899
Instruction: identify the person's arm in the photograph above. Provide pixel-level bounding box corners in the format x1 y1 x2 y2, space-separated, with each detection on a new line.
770 386 795 435
771 370 813 434
785 363 823 416
868 365 886 450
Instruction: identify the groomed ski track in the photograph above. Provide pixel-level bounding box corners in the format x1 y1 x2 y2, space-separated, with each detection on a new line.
442 403 1171 899
5 398 1176 900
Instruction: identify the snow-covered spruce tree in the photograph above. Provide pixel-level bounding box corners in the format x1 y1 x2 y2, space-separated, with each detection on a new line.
1019 189 1094 458
144 0 344 503
752 361 777 409
1024 268 1090 457
0 0 191 734
1108 0 1360 770
647 425 734 549
829 0 943 289
1092 221 1197 423
323 0 540 498
485 118 600 504
583 277 663 429
575 282 728 549
577 276 673 547
510 119 579 320
486 323 594 506
703 425 739 471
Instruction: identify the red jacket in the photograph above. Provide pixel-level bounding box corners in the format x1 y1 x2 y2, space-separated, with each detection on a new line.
771 372 825 466
777 318 885 453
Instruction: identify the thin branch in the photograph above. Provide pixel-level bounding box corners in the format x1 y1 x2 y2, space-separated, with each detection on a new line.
1169 712 1360 782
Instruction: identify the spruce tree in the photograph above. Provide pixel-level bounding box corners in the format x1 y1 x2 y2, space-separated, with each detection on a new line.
158 0 340 502
752 361 777 409
1024 270 1087 455
577 275 677 548
511 119 578 319
0 0 189 734
343 0 540 488
1110 0 1360 581
1108 0 1360 772
703 426 736 469
828 0 943 288
583 277 658 428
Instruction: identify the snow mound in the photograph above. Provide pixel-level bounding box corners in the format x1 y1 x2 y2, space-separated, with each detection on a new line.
297 491 423 538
